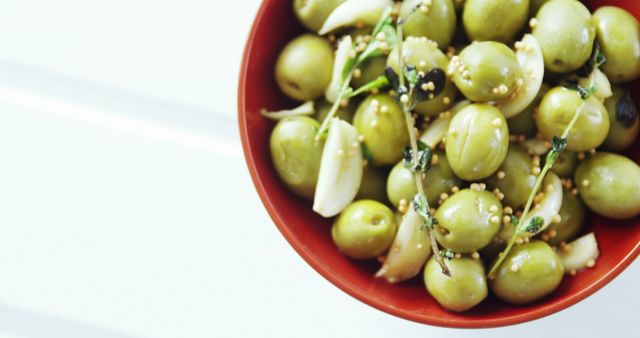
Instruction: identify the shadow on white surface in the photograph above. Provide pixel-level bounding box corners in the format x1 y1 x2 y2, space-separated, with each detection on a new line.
0 304 141 338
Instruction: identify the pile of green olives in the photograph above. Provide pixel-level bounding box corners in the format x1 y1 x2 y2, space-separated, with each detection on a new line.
264 0 640 313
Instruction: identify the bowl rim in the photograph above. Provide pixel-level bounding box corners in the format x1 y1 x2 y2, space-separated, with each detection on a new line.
237 0 640 329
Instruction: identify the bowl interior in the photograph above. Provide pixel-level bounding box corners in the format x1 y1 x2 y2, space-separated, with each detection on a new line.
238 0 640 328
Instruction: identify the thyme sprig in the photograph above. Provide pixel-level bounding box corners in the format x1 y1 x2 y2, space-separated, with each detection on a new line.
487 87 589 278
393 19 450 276
315 7 397 142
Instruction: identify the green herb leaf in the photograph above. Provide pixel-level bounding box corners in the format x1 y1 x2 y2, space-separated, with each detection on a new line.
551 136 568 153
404 65 419 86
546 136 567 164
412 193 434 230
577 40 607 78
403 142 432 173
361 142 375 163
565 84 592 100
523 216 544 234
510 214 519 227
439 249 455 260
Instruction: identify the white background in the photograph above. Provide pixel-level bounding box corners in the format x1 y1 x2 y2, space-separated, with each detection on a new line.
0 1 637 337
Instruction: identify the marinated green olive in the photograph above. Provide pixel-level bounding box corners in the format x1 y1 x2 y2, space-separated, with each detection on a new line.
446 104 509 180
532 0 595 73
275 34 334 101
352 56 387 89
544 188 585 246
463 0 529 43
353 95 409 166
387 37 456 116
550 152 578 178
424 257 488 312
575 152 640 220
293 0 346 32
507 83 550 137
386 151 462 207
332 200 397 259
490 241 564 304
435 189 503 253
486 145 537 209
593 7 640 83
270 116 325 199
603 85 639 151
401 0 457 49
451 41 524 102
536 87 610 152
314 99 356 123
357 166 389 203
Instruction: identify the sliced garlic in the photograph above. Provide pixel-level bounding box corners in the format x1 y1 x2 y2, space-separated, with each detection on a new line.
498 173 562 241
260 101 315 120
495 34 544 118
419 100 471 148
325 36 353 103
376 207 432 283
558 232 599 273
319 0 392 35
522 172 563 236
313 118 363 217
579 68 612 102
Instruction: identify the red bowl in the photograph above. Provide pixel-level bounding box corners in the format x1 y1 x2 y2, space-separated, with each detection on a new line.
238 0 640 328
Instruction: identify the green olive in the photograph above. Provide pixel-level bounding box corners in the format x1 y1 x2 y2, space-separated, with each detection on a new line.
463 0 529 43
486 145 537 209
270 116 324 199
353 95 409 166
452 41 524 102
603 85 639 152
536 87 610 152
533 0 595 73
530 0 550 16
550 152 578 178
293 0 346 32
593 6 640 83
543 188 585 246
275 34 334 101
446 104 509 180
356 166 389 203
352 56 387 89
387 37 456 116
490 241 564 305
313 99 356 123
401 0 457 49
575 152 640 220
435 189 503 253
507 83 550 137
332 200 397 259
386 151 462 207
424 257 487 312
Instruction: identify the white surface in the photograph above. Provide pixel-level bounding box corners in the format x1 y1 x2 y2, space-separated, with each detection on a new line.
0 1 637 338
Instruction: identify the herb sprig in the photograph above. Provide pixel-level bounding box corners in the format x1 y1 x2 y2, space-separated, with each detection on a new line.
487 88 589 278
392 17 450 276
315 7 397 142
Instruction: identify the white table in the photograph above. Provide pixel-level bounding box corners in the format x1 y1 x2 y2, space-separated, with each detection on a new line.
0 1 637 337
